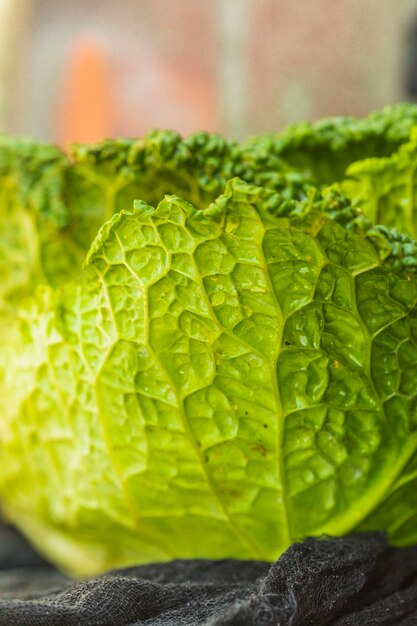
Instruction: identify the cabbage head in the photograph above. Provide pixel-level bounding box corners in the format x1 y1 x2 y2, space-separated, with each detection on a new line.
1 176 417 575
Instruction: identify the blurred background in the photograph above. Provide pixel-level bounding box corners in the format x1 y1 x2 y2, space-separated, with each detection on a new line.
1 0 417 144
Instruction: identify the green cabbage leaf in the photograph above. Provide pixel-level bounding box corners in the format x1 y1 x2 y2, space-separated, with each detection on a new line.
245 103 417 184
0 132 311 315
338 129 417 239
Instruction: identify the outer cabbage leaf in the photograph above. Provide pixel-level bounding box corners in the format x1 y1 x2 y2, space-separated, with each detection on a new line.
307 187 417 275
1 179 417 575
245 103 417 184
0 137 69 311
67 130 312 253
338 129 417 240
0 132 312 313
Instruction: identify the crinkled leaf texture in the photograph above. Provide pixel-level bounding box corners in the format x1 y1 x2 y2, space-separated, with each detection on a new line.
245 102 417 184
339 129 417 240
1 179 417 576
0 131 310 316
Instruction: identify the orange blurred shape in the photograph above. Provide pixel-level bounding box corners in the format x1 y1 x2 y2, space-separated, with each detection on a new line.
56 37 112 145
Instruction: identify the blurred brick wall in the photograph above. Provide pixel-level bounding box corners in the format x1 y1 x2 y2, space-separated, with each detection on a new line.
3 0 417 141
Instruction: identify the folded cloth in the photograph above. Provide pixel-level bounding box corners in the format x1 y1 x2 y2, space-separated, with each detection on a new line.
0 525 416 625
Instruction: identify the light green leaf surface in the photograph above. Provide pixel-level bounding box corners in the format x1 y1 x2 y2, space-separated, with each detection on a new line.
2 178 417 574
0 137 69 311
339 129 417 239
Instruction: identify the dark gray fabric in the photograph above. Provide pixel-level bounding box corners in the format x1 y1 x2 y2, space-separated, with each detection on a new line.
0 525 416 625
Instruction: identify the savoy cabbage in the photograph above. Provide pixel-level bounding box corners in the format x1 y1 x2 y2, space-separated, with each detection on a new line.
2 105 417 575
